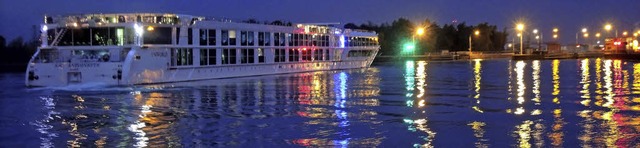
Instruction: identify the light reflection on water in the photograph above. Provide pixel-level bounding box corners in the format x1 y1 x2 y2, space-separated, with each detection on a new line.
6 59 640 147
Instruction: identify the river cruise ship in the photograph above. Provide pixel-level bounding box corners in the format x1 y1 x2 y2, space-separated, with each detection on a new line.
26 13 379 87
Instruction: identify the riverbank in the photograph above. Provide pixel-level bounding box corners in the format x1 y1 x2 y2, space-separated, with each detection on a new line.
373 51 640 63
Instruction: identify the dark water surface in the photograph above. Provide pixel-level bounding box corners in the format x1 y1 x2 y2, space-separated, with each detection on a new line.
2 59 640 147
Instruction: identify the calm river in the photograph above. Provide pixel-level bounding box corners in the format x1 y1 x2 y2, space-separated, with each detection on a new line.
1 58 640 147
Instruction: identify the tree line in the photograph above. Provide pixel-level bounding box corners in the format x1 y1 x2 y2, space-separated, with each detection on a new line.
0 35 38 71
344 18 509 56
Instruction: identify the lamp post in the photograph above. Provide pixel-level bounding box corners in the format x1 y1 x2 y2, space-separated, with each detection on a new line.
576 28 587 45
552 28 559 43
411 27 425 56
517 23 524 54
469 30 480 55
533 29 542 52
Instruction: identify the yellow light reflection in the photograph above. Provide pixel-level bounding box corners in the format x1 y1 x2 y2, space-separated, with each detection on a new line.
515 120 533 148
634 63 640 94
416 61 427 99
580 59 591 106
552 60 560 104
473 59 483 113
603 60 613 108
532 60 541 105
550 109 564 147
595 58 603 106
515 61 526 115
468 121 488 147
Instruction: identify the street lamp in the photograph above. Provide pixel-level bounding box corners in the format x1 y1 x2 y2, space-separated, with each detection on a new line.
516 23 524 54
533 29 542 51
409 27 425 56
469 30 480 55
577 28 587 45
623 31 628 36
416 28 425 36
604 23 617 37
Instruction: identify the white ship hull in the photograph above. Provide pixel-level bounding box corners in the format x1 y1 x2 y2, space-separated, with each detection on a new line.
26 47 375 87
26 13 379 87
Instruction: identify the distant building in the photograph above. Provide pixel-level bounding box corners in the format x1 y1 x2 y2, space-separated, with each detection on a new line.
604 37 636 52
546 43 561 53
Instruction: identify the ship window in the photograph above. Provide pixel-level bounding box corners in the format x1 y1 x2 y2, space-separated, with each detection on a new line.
347 50 372 57
305 35 311 46
208 29 216 45
274 49 286 62
200 29 216 46
288 49 299 62
173 48 193 66
240 48 254 64
200 48 216 66
257 48 265 63
248 31 254 46
175 28 180 45
325 49 330 60
200 29 207 45
35 49 59 63
314 49 322 61
222 48 236 64
292 34 298 46
323 35 329 47
221 30 229 46
188 28 193 45
228 30 236 46
274 33 280 46
60 28 91 46
264 32 271 46
274 33 286 46
258 32 264 46
301 49 311 61
287 33 293 46
144 27 172 44
241 31 247 46
312 35 317 46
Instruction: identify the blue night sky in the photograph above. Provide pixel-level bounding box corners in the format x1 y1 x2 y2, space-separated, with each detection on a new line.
1 0 638 44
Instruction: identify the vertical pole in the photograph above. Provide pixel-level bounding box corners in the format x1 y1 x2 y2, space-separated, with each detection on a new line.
469 35 472 53
520 32 523 54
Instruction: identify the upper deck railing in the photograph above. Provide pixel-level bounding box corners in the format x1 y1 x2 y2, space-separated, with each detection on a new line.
44 13 200 26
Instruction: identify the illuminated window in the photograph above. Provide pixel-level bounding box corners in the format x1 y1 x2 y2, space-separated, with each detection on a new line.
287 33 293 46
257 48 265 63
228 30 236 46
